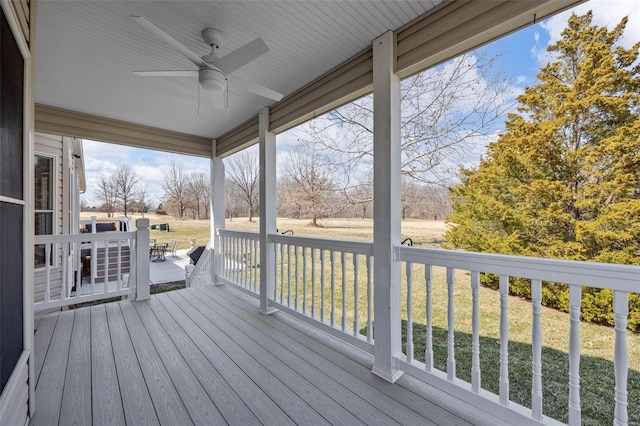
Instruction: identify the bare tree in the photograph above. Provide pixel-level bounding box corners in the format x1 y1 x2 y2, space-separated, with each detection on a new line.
137 182 151 217
112 165 139 216
162 161 189 219
294 50 511 203
225 149 259 222
97 176 118 217
187 172 210 219
280 146 342 226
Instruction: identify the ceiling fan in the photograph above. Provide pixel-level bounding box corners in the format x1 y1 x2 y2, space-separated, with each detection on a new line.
130 15 283 110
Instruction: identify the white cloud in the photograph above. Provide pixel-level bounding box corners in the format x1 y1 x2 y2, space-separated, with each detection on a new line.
80 139 210 207
535 0 640 66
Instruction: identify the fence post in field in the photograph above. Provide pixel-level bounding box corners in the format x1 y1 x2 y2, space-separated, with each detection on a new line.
259 106 277 315
211 139 225 286
135 218 150 301
371 30 403 383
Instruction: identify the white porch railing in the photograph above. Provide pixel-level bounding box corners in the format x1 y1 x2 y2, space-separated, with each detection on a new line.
186 240 212 287
203 228 637 424
269 234 375 353
395 245 637 426
34 219 150 311
218 229 260 295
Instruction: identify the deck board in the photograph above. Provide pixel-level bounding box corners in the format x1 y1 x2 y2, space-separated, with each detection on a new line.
154 293 295 426
211 285 471 425
60 308 92 425
118 301 193 425
177 290 370 425
91 305 126 426
33 310 58 383
33 285 476 426
132 301 226 425
104 303 159 426
187 288 406 426
145 297 261 426
200 286 443 425
168 290 330 425
32 310 74 426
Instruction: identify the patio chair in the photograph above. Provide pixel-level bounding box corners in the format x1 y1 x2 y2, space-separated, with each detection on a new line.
170 240 179 258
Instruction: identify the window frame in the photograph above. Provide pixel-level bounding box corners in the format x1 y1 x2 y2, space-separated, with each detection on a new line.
34 153 58 269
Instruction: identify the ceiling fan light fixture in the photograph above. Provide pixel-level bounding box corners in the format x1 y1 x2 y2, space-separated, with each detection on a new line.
199 68 226 92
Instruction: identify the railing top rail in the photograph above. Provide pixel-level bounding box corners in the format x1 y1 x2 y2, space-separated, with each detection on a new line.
396 245 640 292
217 229 260 240
269 233 374 255
34 232 135 244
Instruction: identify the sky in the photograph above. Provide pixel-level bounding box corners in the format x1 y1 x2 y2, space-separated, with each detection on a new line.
80 0 639 207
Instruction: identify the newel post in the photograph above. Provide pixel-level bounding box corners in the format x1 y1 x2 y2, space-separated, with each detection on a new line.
211 139 225 285
372 31 403 383
259 107 277 315
135 218 150 301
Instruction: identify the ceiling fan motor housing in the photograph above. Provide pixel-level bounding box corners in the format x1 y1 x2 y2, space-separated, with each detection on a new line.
199 67 226 92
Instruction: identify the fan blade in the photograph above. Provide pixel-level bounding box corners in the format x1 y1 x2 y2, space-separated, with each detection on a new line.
213 38 270 75
134 70 198 77
130 16 210 69
210 90 226 110
228 74 283 101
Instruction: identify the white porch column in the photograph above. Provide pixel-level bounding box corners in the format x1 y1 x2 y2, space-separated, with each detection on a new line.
372 31 404 383
259 107 278 315
210 139 225 285
135 218 150 301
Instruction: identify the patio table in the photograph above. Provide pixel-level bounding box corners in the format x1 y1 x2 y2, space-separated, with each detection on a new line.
150 242 168 262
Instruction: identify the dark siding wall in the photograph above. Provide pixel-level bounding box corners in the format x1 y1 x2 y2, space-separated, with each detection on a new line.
0 9 25 393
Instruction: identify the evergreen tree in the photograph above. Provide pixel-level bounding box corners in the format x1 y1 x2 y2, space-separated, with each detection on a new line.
447 11 640 265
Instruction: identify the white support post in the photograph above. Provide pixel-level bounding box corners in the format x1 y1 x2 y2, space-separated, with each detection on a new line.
371 30 403 383
135 218 150 301
259 107 278 315
211 139 225 286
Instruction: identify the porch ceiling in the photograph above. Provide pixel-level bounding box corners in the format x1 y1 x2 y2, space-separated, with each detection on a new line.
35 1 442 142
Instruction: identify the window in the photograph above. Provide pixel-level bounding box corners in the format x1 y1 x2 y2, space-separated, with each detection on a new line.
35 155 54 267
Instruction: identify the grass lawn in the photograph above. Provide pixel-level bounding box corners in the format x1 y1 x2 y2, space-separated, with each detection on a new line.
81 212 639 424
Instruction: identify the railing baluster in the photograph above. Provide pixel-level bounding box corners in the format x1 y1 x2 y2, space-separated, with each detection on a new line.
302 247 307 314
61 243 68 300
117 240 122 290
406 262 414 362
287 244 292 306
273 242 278 300
425 264 433 371
311 248 317 318
353 254 359 337
104 244 109 295
366 255 373 342
447 267 455 381
330 250 336 327
341 251 347 332
320 249 326 322
471 271 481 393
280 242 285 303
75 241 82 297
568 285 582 425
499 275 509 405
245 237 249 289
614 291 629 426
44 244 51 303
294 245 299 311
531 279 543 420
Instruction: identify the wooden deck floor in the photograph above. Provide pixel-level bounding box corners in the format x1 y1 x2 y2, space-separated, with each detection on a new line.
31 285 491 425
